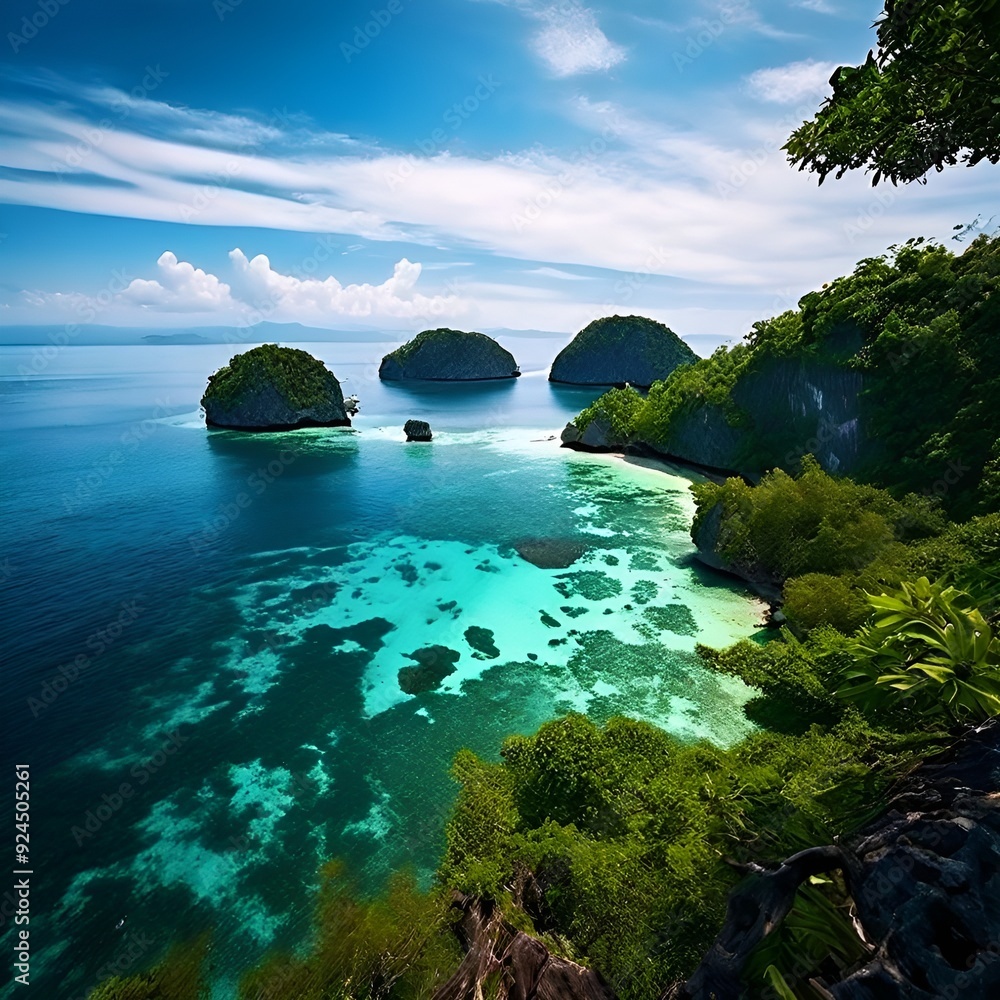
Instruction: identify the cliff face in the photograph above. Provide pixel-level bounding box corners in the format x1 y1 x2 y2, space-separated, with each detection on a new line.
201 345 351 430
563 356 873 482
380 329 520 381
549 315 697 388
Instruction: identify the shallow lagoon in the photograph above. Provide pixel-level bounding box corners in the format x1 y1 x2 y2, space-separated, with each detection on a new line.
0 342 763 999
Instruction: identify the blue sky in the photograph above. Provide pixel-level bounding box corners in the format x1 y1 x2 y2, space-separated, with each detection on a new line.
0 0 996 338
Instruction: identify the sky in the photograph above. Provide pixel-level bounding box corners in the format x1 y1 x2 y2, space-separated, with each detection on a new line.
0 0 996 339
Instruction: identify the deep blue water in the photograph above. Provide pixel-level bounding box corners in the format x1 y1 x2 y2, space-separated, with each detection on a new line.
0 340 762 999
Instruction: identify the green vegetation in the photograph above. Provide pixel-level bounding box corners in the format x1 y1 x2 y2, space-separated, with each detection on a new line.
440 714 925 998
87 935 211 1000
202 344 339 411
840 577 1000 723
237 862 460 1000
380 328 516 374
87 869 459 1000
785 0 1000 185
571 235 1000 518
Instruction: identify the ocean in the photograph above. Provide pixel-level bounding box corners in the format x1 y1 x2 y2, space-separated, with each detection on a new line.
0 337 763 999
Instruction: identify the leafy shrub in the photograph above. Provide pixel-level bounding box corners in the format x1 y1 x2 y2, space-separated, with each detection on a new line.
237 861 460 1000
573 386 645 441
692 456 901 582
782 574 871 635
88 936 210 1000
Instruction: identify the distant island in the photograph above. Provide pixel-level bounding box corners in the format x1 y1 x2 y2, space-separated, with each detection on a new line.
142 333 210 345
379 328 520 381
549 314 697 387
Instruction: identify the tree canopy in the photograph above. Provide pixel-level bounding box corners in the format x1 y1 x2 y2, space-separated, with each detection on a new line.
785 0 1000 185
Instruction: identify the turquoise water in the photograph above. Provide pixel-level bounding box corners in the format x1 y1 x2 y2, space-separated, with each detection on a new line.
0 341 763 999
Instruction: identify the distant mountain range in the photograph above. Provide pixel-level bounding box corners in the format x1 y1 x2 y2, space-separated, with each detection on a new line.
0 322 735 357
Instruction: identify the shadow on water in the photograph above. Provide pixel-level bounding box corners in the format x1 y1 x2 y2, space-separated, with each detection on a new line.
545 381 607 414
205 426 361 479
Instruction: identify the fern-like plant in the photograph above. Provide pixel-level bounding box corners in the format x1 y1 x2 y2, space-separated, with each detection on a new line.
836 577 1000 724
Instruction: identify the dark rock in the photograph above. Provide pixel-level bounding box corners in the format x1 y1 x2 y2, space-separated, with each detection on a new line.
514 538 587 569
397 645 460 694
380 329 520 381
549 315 697 388
560 416 627 452
404 419 433 441
434 893 616 1000
673 720 1000 1000
201 344 352 430
465 626 499 659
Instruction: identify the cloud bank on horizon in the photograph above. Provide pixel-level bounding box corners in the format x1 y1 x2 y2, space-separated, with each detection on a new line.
0 0 995 336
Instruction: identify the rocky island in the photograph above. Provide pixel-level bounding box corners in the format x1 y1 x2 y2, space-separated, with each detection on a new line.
549 315 697 388
201 344 355 430
379 328 520 381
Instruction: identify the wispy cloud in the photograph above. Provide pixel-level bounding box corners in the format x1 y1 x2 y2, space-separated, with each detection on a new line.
2 77 996 334
745 58 840 104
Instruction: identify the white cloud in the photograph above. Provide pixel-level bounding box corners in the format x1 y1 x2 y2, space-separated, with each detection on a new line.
526 266 591 280
745 59 841 104
226 250 466 321
120 251 233 311
530 3 626 76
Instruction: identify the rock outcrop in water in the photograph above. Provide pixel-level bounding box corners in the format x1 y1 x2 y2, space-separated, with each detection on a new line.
404 419 433 441
398 645 460 694
380 329 520 381
549 315 696 388
201 344 352 430
514 538 587 569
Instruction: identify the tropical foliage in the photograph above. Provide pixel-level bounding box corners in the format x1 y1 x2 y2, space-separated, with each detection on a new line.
837 577 1000 723
784 0 1000 185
